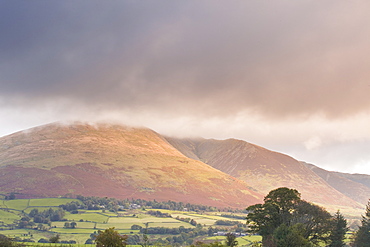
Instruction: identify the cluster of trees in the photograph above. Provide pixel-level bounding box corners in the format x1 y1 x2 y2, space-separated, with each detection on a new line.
126 198 219 212
59 201 82 213
246 187 347 247
63 221 77 228
215 220 245 227
139 226 204 235
137 225 209 245
175 216 198 226
4 192 16 200
353 200 370 246
246 187 370 247
0 234 77 247
71 195 219 212
16 207 66 229
95 227 241 247
29 208 65 223
220 214 245 220
146 210 172 218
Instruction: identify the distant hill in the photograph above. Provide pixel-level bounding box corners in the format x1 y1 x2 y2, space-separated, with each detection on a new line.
304 162 370 205
1 122 367 213
0 123 262 208
166 137 363 211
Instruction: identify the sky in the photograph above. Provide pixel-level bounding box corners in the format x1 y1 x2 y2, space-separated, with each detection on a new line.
1 1 370 174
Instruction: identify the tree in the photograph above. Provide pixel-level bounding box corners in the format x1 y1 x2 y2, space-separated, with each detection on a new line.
292 200 332 244
225 232 238 247
264 187 301 215
140 222 149 247
246 187 332 246
273 223 312 247
95 227 128 247
49 234 60 243
70 221 77 229
5 192 16 200
0 235 19 247
131 224 142 230
354 200 370 247
246 187 302 244
328 210 347 247
85 238 94 244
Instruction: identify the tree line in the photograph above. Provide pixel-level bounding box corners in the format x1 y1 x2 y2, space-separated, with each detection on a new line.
16 207 66 230
245 187 370 247
68 195 221 212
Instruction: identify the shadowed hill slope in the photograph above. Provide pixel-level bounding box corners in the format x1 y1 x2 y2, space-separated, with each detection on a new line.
166 137 362 210
304 162 370 205
334 172 370 189
0 123 262 208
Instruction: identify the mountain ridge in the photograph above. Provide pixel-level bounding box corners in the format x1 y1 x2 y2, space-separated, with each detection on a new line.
0 122 262 208
0 122 367 213
304 162 370 205
165 137 363 211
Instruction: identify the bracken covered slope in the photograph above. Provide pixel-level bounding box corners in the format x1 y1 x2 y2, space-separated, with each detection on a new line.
304 162 370 205
166 137 363 211
0 123 262 208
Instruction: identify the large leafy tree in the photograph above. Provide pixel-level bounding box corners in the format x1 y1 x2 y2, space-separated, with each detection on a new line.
292 200 332 245
246 188 301 237
354 201 370 247
273 223 312 247
246 187 332 246
246 187 302 245
95 227 128 247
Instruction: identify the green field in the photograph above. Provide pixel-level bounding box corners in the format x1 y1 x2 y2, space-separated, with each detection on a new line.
64 212 109 223
29 198 80 207
52 221 95 229
2 199 30 211
0 198 256 246
0 209 20 224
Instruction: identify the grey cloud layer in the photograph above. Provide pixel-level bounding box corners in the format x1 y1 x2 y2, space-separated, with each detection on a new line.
2 1 370 119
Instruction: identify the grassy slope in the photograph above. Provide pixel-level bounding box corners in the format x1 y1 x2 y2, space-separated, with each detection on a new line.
166 137 363 213
0 123 263 208
304 162 370 205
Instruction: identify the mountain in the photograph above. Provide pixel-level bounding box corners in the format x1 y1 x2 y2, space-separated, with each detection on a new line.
304 162 370 205
1 122 366 212
165 137 363 211
0 123 262 208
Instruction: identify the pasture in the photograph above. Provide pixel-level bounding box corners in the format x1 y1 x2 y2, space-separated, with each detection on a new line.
0 209 20 224
0 198 255 246
29 198 79 207
1 199 29 210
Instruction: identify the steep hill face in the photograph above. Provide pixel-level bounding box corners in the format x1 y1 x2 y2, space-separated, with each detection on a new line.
0 123 262 208
334 172 370 189
166 138 362 210
304 162 370 205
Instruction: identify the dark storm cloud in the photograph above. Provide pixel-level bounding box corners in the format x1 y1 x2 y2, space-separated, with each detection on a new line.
0 1 184 96
2 1 370 119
